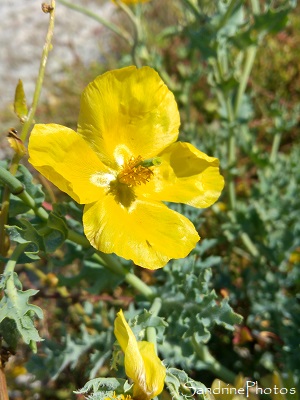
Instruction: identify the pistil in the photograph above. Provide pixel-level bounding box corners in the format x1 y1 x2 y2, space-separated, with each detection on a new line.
118 156 153 187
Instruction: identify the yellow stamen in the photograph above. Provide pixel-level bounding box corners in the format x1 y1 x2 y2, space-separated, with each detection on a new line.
118 156 153 187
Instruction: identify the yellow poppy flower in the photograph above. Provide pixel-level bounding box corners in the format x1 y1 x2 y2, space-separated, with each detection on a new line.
114 310 166 400
28 66 224 269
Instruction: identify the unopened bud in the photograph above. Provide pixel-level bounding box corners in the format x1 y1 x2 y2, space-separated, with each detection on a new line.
41 3 54 13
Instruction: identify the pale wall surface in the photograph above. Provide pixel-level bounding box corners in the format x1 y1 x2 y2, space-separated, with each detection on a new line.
0 0 113 109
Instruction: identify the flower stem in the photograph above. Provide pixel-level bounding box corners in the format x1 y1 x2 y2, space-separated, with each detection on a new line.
270 131 282 164
181 0 202 18
56 0 133 46
114 0 143 67
0 1 56 259
191 335 235 383
0 165 26 258
4 243 29 275
0 168 155 301
218 0 241 30
20 0 56 143
233 46 257 119
92 253 154 300
146 297 162 353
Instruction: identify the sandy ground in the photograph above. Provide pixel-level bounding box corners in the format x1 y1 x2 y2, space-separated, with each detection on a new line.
0 0 113 109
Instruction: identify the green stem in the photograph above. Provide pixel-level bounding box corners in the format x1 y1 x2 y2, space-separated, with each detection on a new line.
181 0 202 19
233 46 257 118
69 232 157 301
57 0 133 46
92 253 154 300
232 0 260 118
191 335 235 383
240 232 259 258
0 165 25 257
20 0 56 143
270 131 282 164
0 2 55 258
0 166 48 223
0 166 24 195
146 297 162 353
4 243 29 275
114 0 143 67
250 0 260 15
0 168 155 301
67 229 90 247
218 0 241 30
19 192 49 221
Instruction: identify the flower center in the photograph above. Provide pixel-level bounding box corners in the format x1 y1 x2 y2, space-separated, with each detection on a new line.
118 156 153 187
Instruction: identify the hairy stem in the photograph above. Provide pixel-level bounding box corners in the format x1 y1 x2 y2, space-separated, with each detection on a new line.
192 335 235 383
114 0 144 67
92 253 154 300
270 131 282 164
20 0 56 143
146 297 162 353
0 1 56 259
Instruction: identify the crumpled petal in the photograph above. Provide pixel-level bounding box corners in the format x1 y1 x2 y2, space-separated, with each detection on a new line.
83 194 199 269
28 124 111 204
114 310 166 400
77 66 180 168
136 142 224 208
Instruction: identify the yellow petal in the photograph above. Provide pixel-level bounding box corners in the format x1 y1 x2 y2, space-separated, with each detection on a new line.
135 342 166 400
28 124 112 204
77 66 180 168
83 195 199 269
114 311 166 400
136 142 224 208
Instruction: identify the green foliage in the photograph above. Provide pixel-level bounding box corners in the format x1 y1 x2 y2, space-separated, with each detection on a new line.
166 368 213 400
27 301 116 380
14 79 28 123
0 272 43 350
75 378 130 400
1 0 299 398
6 211 68 260
153 257 242 369
9 164 45 217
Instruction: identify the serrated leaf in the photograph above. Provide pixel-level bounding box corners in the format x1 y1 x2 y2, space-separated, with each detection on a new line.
253 9 289 35
75 376 131 400
0 273 43 346
184 293 243 343
129 309 168 342
166 368 213 400
7 214 68 257
44 212 68 252
0 318 20 349
9 165 45 217
59 259 122 293
6 221 44 259
14 79 28 122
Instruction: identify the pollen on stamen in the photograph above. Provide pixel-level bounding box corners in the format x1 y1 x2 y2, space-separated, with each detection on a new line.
118 156 153 187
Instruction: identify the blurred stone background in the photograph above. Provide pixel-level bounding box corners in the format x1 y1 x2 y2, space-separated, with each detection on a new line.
0 0 113 110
